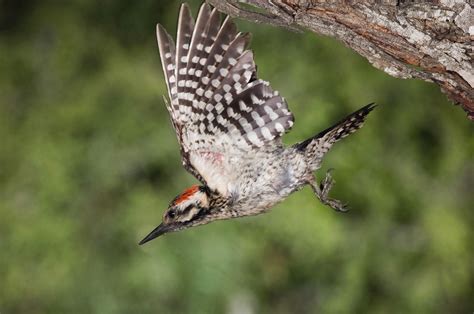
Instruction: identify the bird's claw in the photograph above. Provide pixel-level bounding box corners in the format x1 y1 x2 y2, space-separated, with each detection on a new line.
322 198 349 212
313 169 349 212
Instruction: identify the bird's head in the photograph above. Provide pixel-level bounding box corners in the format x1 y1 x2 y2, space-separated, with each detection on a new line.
139 185 211 244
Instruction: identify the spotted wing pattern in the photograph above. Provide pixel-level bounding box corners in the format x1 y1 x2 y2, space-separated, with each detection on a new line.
157 3 294 194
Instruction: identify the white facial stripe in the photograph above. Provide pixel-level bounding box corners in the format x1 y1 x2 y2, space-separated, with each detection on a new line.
177 205 201 222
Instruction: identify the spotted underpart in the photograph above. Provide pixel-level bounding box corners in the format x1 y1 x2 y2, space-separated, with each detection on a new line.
156 3 294 172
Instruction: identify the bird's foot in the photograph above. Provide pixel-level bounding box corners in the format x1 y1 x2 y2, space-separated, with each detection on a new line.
310 169 349 212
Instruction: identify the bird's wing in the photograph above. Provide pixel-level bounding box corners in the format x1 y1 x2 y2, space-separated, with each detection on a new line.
157 3 294 195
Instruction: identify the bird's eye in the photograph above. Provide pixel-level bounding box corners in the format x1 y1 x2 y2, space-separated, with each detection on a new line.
167 209 177 219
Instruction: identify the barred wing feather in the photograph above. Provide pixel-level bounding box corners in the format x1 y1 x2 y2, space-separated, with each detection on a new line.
157 3 294 195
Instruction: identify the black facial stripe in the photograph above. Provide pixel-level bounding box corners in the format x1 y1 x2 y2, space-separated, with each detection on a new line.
194 207 210 220
181 204 194 215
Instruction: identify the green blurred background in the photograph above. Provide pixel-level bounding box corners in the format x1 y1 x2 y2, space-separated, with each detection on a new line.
1 1 473 313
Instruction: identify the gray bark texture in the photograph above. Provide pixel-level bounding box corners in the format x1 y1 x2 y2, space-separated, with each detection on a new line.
207 0 474 120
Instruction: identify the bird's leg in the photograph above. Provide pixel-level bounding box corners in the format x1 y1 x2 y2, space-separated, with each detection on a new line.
309 169 348 212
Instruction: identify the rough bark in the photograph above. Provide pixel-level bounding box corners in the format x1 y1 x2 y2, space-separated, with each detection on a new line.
207 0 474 120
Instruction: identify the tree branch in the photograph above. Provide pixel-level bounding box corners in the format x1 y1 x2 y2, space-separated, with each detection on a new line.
207 0 474 120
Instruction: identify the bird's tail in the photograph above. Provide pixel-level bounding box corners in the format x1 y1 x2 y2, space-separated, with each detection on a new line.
294 103 376 170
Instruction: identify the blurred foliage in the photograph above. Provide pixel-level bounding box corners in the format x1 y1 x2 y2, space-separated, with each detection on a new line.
0 0 473 313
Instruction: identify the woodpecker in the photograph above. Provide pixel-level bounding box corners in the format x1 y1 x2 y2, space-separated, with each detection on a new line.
139 3 376 244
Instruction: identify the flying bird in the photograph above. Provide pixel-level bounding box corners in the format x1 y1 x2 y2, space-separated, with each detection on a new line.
139 2 376 244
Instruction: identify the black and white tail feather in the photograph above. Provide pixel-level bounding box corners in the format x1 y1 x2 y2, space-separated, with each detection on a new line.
295 103 377 170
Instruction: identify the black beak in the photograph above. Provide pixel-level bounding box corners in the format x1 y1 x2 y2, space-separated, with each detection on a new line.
139 223 170 245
